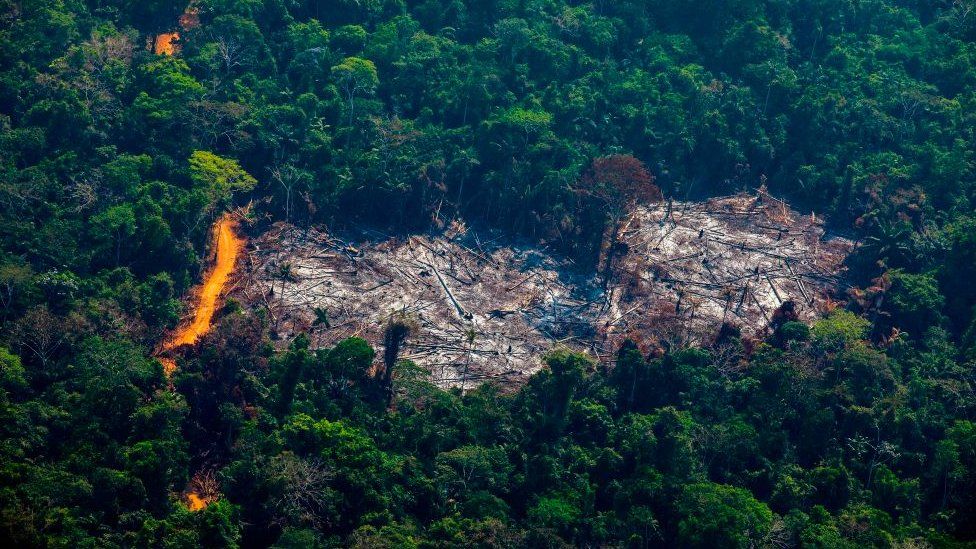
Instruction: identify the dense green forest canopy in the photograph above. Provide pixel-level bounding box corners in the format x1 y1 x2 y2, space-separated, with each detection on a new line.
2 0 976 546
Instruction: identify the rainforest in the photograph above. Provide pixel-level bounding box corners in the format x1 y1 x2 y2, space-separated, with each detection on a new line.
2 1 976 547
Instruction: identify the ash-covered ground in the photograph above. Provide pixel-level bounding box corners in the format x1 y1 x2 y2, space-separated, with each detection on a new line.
235 192 853 388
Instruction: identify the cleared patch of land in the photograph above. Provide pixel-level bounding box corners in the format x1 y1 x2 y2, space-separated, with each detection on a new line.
236 192 853 388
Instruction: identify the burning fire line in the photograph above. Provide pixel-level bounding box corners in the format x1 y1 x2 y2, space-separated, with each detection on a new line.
157 213 244 375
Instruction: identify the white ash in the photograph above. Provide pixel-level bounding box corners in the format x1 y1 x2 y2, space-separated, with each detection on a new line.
235 193 853 389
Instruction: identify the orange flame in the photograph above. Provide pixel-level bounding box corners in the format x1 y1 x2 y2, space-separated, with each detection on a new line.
154 32 180 55
158 214 244 376
152 3 200 56
186 492 209 511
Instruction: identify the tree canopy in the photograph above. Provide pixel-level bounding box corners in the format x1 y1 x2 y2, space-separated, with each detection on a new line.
1 0 976 546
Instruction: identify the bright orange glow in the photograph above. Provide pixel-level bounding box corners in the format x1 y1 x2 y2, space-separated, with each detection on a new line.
186 492 209 511
154 32 179 55
157 214 244 376
159 357 177 377
152 3 199 56
167 215 243 348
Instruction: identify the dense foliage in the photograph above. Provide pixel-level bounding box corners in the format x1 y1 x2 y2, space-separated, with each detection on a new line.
2 0 976 546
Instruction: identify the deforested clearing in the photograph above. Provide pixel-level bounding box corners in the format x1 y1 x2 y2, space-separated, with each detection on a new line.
237 191 853 388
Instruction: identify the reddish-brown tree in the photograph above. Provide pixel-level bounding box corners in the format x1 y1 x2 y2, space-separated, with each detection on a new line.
574 155 663 278
579 155 662 218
